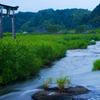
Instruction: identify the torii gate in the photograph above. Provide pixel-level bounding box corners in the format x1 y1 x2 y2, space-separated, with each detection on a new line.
0 4 19 39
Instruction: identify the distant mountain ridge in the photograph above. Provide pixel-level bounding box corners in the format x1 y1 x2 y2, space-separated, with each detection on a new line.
2 4 100 33
21 8 91 33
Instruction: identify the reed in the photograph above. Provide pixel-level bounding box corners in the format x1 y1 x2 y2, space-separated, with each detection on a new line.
0 33 99 84
56 74 71 92
42 77 52 90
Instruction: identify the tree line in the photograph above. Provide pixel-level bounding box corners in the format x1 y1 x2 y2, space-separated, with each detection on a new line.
2 3 100 33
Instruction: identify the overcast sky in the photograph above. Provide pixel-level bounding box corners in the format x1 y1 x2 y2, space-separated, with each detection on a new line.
0 0 100 12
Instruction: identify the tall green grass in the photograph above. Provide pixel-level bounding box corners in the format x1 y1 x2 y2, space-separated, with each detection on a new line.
0 33 100 84
92 59 100 71
0 35 67 84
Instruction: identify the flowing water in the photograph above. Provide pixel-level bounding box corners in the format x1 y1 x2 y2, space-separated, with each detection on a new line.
1 42 100 100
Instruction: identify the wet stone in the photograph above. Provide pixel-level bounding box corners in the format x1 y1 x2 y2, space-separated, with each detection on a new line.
32 86 89 100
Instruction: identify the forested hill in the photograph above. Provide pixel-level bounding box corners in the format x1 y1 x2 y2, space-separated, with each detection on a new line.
2 8 91 33
2 4 100 33
3 12 36 33
21 9 91 33
81 4 100 29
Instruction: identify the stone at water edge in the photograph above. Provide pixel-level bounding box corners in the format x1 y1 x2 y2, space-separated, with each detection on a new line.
32 86 89 100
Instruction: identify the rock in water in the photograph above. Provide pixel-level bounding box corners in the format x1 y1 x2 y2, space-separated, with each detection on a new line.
32 86 89 100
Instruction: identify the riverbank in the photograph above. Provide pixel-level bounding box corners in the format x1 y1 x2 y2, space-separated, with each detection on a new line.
1 41 100 100
0 34 99 84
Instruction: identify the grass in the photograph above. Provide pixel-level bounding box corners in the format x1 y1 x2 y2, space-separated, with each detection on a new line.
0 33 100 84
42 77 52 90
56 74 71 92
89 40 96 45
92 59 100 71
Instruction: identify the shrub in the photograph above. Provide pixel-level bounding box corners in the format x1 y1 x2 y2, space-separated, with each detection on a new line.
42 77 52 90
77 25 85 33
95 27 100 33
93 36 100 41
56 74 71 92
87 30 96 34
0 42 41 84
89 40 96 45
67 30 76 34
0 34 67 84
47 25 58 33
67 40 88 49
92 59 100 71
61 30 67 34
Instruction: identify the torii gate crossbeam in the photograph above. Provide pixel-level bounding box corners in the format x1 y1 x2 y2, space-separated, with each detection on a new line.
0 4 19 39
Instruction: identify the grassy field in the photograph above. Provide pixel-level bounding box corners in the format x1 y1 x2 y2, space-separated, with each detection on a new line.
0 33 99 84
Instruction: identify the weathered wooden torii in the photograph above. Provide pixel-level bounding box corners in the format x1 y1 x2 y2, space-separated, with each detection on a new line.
0 4 19 39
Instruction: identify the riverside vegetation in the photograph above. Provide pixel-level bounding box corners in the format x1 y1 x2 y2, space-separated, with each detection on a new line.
33 75 89 100
56 74 71 92
92 59 100 71
42 74 71 92
0 33 100 84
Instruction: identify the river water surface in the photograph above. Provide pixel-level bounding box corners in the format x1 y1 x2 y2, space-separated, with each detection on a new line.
1 42 100 100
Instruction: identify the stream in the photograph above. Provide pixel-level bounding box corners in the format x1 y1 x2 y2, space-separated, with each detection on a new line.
1 42 100 100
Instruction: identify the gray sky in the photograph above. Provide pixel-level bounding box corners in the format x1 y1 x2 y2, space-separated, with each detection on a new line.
0 0 100 12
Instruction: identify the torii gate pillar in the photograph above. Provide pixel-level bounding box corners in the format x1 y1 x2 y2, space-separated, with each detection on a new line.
12 10 16 39
0 7 3 39
0 4 19 39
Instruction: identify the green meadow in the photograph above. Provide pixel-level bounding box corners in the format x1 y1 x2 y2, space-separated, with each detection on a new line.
0 33 99 84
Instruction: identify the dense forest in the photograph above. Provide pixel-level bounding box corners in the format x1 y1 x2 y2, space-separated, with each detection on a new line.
2 3 100 33
3 12 35 33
